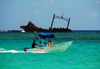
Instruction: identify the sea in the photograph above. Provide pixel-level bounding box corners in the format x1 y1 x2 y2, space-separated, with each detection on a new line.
0 30 100 69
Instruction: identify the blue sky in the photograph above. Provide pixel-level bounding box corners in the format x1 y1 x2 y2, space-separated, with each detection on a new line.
0 0 100 30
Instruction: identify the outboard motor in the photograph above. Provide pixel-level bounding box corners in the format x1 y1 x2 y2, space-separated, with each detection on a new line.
24 47 29 52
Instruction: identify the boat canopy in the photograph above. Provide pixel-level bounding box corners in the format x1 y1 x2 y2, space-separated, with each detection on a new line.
37 33 55 39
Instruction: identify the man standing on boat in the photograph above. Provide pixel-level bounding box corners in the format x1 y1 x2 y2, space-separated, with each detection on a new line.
32 40 37 48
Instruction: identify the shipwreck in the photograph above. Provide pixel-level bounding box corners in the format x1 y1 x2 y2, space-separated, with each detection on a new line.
20 13 72 32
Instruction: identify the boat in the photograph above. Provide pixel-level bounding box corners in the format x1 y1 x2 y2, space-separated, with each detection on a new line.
24 33 73 53
0 30 7 32
12 30 25 32
20 13 72 32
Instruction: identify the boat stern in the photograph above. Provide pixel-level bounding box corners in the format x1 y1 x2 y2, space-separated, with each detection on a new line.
24 47 29 52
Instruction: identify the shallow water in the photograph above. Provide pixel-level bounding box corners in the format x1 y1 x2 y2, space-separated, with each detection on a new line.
0 31 100 69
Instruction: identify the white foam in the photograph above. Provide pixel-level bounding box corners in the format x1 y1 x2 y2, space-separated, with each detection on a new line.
0 48 25 53
0 50 25 53
0 48 46 53
0 48 6 51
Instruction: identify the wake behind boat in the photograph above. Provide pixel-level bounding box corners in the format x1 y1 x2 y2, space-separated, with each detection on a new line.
24 33 73 53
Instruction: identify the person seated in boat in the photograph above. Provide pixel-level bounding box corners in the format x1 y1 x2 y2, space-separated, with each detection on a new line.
43 42 47 46
38 41 42 47
48 41 54 46
32 40 37 48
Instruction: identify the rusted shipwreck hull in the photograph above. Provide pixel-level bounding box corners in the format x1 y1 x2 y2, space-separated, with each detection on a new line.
20 14 72 32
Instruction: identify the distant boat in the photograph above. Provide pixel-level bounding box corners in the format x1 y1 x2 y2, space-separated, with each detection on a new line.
20 13 72 32
0 30 7 32
12 30 25 32
21 30 25 32
24 33 73 53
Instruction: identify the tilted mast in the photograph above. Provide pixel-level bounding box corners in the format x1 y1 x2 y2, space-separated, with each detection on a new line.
50 14 55 30
50 13 71 30
67 17 71 29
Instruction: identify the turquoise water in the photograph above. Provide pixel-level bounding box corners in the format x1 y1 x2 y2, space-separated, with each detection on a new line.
0 31 100 69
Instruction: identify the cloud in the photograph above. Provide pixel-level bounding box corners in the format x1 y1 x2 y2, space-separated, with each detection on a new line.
24 11 28 15
43 0 54 3
35 11 40 18
85 11 99 17
35 11 45 18
89 12 99 16
42 13 45 16
19 15 22 18
32 3 48 8
32 0 54 8
18 11 29 18
35 11 39 15
77 5 83 9
93 0 100 3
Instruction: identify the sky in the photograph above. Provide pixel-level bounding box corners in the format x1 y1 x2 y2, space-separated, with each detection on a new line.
0 0 100 30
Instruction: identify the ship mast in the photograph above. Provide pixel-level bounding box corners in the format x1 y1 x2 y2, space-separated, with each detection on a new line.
50 13 71 30
67 17 71 29
50 14 55 30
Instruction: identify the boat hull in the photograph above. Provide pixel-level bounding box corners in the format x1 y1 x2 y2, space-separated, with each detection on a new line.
23 26 72 32
25 41 73 53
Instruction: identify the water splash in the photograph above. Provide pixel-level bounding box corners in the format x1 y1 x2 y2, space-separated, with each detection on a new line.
0 48 6 51
0 48 46 53
0 48 25 53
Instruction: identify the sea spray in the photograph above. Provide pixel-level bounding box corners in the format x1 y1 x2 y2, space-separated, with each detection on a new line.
0 48 46 53
0 48 25 53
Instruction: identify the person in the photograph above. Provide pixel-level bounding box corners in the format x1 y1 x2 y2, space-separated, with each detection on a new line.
43 42 47 46
38 41 42 47
32 40 37 48
48 41 54 46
